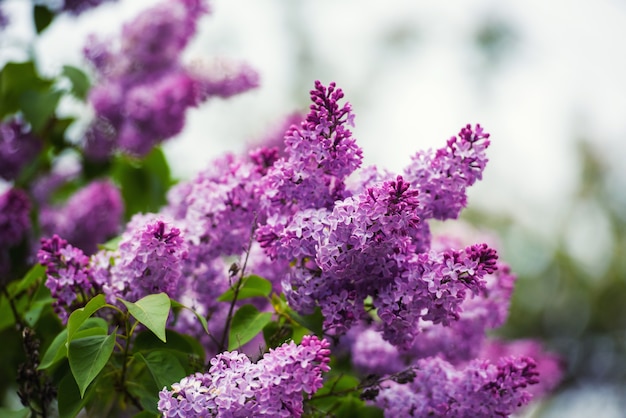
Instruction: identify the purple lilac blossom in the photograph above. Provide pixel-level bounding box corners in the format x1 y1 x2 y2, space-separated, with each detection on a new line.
0 188 31 248
0 118 42 181
83 0 258 159
37 235 100 323
157 335 331 417
403 123 491 220
107 214 188 302
39 180 123 255
374 356 539 418
62 0 117 15
257 81 362 214
480 339 563 398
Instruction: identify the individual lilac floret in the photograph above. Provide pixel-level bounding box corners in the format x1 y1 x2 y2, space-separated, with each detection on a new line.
403 123 490 220
0 188 31 248
37 235 100 323
0 118 42 181
158 336 331 417
108 214 188 302
259 81 362 213
40 180 123 255
374 356 539 418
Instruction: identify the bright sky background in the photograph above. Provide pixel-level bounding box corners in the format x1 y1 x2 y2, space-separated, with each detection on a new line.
2 1 626 414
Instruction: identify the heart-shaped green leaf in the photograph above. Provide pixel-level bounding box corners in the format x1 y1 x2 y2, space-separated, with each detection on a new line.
121 293 170 342
67 294 106 342
228 304 272 351
68 332 116 397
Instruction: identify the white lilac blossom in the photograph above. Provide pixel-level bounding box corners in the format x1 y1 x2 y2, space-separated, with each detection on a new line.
83 0 258 159
158 335 331 417
39 180 123 255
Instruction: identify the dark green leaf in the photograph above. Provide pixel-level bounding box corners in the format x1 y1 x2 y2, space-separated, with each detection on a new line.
0 407 30 418
133 412 159 418
134 351 186 389
68 332 116 397
57 370 91 418
112 148 172 218
10 264 45 296
288 306 324 337
0 61 52 117
309 374 360 412
33 5 54 34
263 321 292 349
218 275 272 302
62 65 90 100
67 294 106 342
121 293 170 342
19 89 62 133
39 317 107 370
228 304 272 351
133 329 205 364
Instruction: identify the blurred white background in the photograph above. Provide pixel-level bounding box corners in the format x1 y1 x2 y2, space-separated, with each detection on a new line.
2 0 626 415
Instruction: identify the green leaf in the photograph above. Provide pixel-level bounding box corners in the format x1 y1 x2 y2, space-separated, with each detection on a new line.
133 412 159 418
33 5 54 33
134 351 186 389
11 263 46 296
288 306 324 337
309 374 361 412
68 332 116 397
112 147 172 218
40 317 107 370
62 65 90 100
228 304 272 351
57 370 92 418
263 321 292 349
0 407 30 418
218 275 273 302
19 89 62 133
133 329 205 364
67 294 106 342
171 299 210 336
121 293 170 342
0 61 52 117
98 235 122 251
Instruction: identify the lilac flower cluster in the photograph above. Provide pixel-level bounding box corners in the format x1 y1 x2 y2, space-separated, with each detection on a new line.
83 0 258 159
106 214 188 303
0 188 31 248
40 180 123 255
374 356 539 418
0 188 31 277
158 335 331 417
37 236 100 323
0 118 42 181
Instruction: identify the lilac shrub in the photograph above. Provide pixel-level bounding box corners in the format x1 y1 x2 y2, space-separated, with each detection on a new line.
35 79 560 416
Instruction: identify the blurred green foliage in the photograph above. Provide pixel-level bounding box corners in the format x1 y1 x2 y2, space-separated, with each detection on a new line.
465 140 626 387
